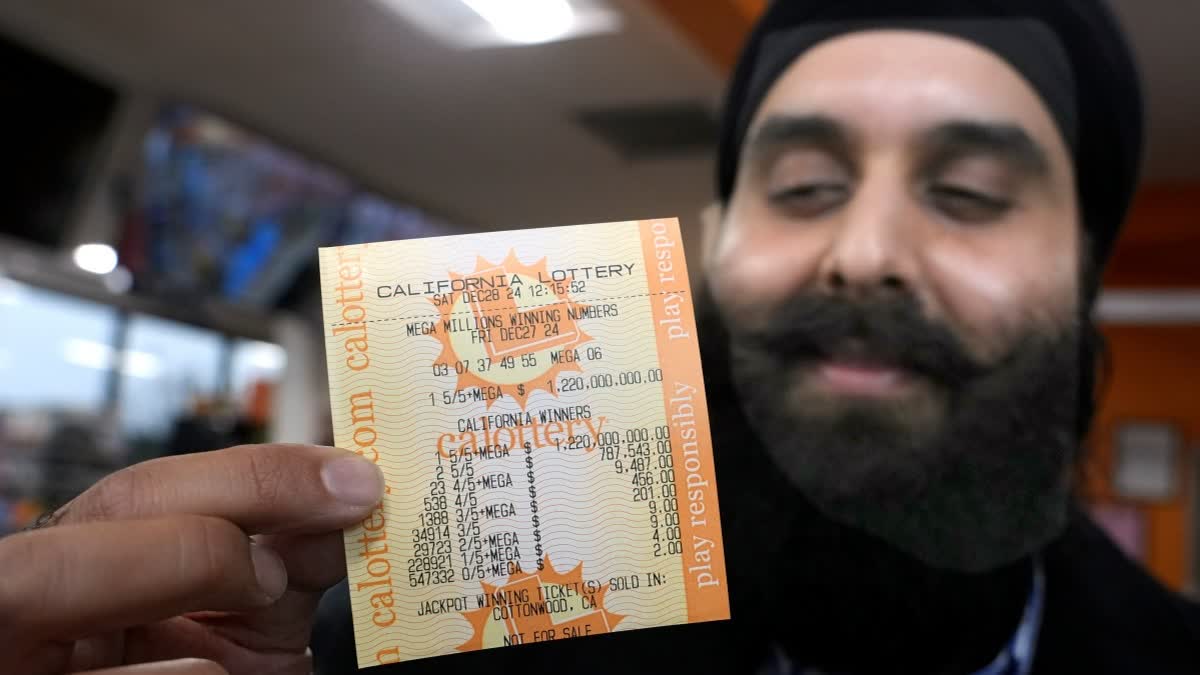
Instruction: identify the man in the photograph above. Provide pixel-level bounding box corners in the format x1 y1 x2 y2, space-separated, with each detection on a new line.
692 3 1200 672
3 2 1198 674
313 2 1197 672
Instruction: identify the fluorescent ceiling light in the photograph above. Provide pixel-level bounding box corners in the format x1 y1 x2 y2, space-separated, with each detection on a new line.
123 350 164 380
72 243 118 275
62 338 162 379
377 0 620 49
462 0 574 44
63 338 112 371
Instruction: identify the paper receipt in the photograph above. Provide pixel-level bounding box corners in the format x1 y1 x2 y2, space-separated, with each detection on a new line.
319 218 729 667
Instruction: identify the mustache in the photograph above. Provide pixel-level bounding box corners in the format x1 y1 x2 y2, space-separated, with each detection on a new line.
736 292 988 387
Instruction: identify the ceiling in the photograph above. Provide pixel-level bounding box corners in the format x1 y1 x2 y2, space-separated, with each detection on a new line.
0 0 723 242
0 0 1195 285
1108 0 1200 182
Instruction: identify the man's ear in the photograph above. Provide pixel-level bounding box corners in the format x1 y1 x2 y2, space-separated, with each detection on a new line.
699 201 725 275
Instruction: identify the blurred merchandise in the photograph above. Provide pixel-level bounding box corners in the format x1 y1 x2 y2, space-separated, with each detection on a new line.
4 497 44 533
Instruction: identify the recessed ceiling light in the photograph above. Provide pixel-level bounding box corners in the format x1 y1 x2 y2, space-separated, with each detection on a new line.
72 243 119 275
462 0 574 45
377 0 620 49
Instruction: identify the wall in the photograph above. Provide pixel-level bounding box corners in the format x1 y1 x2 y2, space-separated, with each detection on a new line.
1085 183 1200 592
1104 184 1200 288
1085 325 1199 591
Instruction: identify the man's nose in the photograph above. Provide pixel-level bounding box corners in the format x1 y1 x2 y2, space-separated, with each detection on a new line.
816 178 919 297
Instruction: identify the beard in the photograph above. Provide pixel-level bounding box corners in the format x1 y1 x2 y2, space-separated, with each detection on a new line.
714 288 1080 573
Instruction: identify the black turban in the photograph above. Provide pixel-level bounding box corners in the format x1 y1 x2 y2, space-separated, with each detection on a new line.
716 0 1145 282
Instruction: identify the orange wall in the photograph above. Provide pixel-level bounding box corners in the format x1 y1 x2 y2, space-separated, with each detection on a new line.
1104 184 1200 288
1085 183 1200 591
1086 325 1199 590
645 0 757 70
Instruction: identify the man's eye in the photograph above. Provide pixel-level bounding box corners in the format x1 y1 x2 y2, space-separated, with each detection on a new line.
927 183 1013 223
767 183 849 216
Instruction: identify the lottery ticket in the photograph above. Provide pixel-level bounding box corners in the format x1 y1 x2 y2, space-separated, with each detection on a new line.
319 218 728 667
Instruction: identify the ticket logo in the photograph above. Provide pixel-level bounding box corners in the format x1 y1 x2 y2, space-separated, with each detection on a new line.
431 250 592 409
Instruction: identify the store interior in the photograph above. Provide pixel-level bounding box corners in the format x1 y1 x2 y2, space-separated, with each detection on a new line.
1 0 1198 597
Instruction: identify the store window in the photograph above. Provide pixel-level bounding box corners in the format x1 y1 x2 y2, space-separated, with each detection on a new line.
3 102 456 534
0 279 119 533
0 279 117 410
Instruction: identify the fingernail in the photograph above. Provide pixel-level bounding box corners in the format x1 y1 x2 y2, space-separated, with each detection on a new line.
250 543 288 601
321 455 385 506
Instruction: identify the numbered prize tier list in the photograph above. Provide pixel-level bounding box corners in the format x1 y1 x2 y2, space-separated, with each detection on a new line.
318 218 729 668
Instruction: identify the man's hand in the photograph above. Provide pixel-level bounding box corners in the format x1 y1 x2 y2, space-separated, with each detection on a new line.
0 444 384 675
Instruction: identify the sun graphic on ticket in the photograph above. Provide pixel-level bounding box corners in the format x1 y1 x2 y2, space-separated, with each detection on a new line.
457 555 626 651
319 219 729 668
430 250 593 410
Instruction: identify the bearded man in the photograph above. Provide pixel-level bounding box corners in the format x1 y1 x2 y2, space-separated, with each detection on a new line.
4 2 1198 674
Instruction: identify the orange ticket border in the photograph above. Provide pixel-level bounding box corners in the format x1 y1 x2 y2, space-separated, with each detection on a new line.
637 218 730 623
